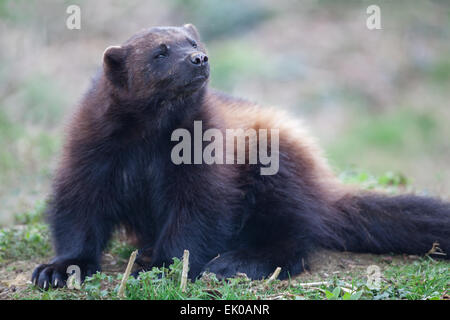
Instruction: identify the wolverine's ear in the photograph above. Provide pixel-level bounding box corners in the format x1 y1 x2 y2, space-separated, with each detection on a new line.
183 23 200 40
103 45 128 88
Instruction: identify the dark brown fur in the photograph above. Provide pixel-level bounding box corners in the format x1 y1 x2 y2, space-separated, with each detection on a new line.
32 25 449 289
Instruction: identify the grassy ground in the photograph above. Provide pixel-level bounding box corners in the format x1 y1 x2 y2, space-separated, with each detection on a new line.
0 171 448 300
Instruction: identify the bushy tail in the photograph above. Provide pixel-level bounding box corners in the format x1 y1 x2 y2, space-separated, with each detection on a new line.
316 192 450 258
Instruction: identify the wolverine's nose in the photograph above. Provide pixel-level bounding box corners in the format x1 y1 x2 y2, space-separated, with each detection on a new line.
190 52 208 66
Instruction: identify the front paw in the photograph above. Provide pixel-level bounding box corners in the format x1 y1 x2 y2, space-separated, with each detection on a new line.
31 259 99 290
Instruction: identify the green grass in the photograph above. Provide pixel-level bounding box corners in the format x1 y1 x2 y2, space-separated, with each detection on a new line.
0 202 49 263
0 223 50 262
1 171 449 300
382 259 449 300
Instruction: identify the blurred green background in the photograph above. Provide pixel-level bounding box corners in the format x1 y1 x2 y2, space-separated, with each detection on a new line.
0 0 449 225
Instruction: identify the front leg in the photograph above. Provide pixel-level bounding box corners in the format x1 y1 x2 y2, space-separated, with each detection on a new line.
31 158 121 289
31 202 115 289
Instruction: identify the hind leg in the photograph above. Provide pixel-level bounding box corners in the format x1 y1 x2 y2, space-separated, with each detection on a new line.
201 242 309 280
202 158 321 280
130 246 154 277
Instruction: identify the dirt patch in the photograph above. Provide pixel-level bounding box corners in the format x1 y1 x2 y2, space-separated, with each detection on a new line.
0 254 128 300
293 250 421 285
302 250 414 277
0 259 38 299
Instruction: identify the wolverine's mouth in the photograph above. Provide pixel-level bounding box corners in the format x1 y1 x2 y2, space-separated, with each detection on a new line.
185 73 209 88
190 75 207 83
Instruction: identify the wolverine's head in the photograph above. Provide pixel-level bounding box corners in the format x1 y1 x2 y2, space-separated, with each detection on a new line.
102 24 209 101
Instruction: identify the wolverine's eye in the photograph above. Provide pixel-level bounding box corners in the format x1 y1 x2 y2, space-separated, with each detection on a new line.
154 52 167 59
154 44 169 60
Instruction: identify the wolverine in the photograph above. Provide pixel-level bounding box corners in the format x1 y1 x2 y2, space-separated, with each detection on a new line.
32 25 449 289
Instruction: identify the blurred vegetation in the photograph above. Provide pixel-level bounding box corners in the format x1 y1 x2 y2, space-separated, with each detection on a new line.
172 0 273 40
327 108 438 167
0 0 449 226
